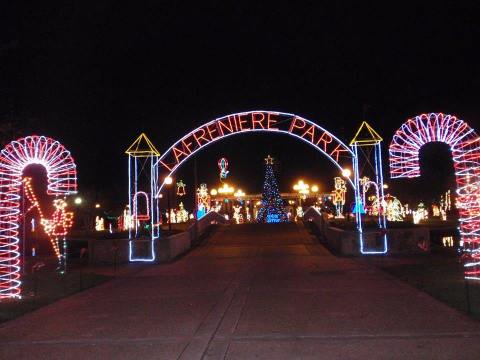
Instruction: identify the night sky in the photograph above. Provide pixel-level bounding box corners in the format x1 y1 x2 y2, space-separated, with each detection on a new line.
1 2 479 211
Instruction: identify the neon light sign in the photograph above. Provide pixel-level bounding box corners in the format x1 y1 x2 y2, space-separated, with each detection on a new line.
155 111 354 196
389 113 480 279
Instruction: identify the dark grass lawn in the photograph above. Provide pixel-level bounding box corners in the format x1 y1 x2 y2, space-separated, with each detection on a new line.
0 257 150 324
358 248 480 320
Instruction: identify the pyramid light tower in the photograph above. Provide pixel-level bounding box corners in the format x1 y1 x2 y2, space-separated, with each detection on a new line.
125 133 160 262
350 121 388 254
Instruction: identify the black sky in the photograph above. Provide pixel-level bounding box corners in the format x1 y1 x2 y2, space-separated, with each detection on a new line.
1 1 480 211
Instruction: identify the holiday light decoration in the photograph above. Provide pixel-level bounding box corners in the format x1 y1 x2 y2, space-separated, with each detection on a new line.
41 199 74 265
196 184 211 219
233 205 244 224
332 177 347 217
22 177 75 260
371 194 404 222
95 216 105 231
257 156 287 223
176 202 189 223
351 122 388 254
154 111 355 196
126 133 160 262
132 191 150 221
389 113 480 279
176 180 186 196
218 158 229 181
0 136 77 299
412 202 428 224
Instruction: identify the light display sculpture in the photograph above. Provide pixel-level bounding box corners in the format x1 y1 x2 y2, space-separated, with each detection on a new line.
389 113 480 279
0 136 77 299
218 158 229 181
332 177 346 217
196 184 210 219
350 122 388 254
176 180 186 196
126 133 160 262
257 156 287 223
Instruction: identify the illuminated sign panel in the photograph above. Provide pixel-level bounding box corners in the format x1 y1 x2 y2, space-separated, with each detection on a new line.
156 111 353 194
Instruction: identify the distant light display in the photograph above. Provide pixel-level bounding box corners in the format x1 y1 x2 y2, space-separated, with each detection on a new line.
218 158 229 181
257 156 287 223
389 113 480 279
0 136 77 299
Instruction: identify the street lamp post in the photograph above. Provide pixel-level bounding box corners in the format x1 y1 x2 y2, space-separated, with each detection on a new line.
165 176 173 232
293 180 310 208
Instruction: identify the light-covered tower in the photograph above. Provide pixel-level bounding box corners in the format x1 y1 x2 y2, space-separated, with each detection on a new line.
125 133 160 261
350 121 388 254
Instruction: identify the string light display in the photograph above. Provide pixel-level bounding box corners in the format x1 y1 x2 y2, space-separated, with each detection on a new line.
332 177 347 217
389 113 480 279
0 136 77 299
218 158 229 181
257 156 287 223
351 122 388 254
41 199 74 266
132 191 150 221
176 180 186 196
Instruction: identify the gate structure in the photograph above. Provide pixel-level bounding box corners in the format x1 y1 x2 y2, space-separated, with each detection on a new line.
0 136 77 299
389 113 480 279
127 110 388 261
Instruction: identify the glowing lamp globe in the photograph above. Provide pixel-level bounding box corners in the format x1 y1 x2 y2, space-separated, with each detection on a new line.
342 168 351 178
164 176 173 185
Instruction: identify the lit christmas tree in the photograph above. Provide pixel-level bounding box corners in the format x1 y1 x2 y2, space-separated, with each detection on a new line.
257 155 287 223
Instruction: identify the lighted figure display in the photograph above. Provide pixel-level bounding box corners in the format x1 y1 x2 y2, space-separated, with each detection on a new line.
413 203 428 224
432 205 441 218
371 194 404 222
350 122 388 254
295 206 304 221
218 158 229 181
389 113 480 279
233 205 244 224
196 183 211 216
41 198 74 262
169 208 177 224
95 216 105 231
256 156 287 223
360 176 380 214
177 202 189 223
0 136 77 299
197 204 207 219
332 177 347 218
176 180 187 196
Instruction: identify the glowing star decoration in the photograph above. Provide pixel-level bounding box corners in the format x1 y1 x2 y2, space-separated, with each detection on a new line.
218 158 230 181
332 177 347 218
176 180 187 196
389 113 480 279
0 136 77 299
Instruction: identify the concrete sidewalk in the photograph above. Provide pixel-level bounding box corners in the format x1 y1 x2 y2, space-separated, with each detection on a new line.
1 223 480 359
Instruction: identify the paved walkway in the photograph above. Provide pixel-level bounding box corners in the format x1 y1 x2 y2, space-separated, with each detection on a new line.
1 223 480 359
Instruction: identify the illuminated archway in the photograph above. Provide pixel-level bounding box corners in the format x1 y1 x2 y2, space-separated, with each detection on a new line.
0 136 77 299
155 110 355 195
389 113 480 279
